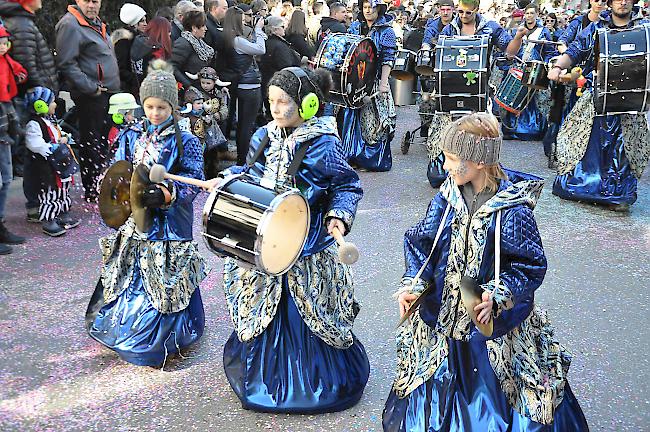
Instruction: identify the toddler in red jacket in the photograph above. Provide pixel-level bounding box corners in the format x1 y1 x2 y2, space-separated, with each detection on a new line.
0 25 27 103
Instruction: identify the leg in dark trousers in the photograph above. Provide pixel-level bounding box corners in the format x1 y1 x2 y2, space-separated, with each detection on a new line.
225 85 238 139
236 87 262 166
73 93 111 201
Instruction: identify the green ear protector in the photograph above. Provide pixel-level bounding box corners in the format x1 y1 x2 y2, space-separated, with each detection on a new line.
284 67 320 121
112 112 125 125
33 100 50 115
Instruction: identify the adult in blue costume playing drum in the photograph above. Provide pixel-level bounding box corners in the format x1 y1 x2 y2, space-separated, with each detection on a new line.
86 61 208 367
543 0 607 167
425 0 525 187
548 0 650 211
500 4 556 141
382 112 589 432
216 67 369 413
340 0 397 172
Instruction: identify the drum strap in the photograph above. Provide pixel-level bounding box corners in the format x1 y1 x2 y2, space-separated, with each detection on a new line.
247 130 270 167
287 142 311 177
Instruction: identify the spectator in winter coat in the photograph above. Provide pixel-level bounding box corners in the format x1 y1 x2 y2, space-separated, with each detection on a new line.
172 0 197 41
112 3 147 97
205 0 228 59
285 9 316 59
130 17 173 96
55 0 120 202
317 2 347 47
171 10 215 94
260 16 301 119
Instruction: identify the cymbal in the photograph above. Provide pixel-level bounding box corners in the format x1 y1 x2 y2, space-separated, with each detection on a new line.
98 160 133 229
131 164 153 233
460 278 494 337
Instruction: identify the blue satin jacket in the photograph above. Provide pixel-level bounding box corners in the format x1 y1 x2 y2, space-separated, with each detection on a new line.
404 170 547 341
349 14 397 70
559 14 592 46
227 120 363 257
114 120 204 241
565 7 649 78
440 14 512 53
422 16 449 46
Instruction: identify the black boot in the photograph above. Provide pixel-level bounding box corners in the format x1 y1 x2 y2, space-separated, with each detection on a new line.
42 220 67 237
0 243 12 255
0 221 26 245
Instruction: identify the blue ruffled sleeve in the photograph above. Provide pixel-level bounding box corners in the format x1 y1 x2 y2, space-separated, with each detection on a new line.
379 26 397 66
165 132 204 206
491 22 512 52
565 23 597 65
559 17 582 45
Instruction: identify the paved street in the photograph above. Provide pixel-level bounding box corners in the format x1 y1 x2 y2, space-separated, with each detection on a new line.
0 105 649 431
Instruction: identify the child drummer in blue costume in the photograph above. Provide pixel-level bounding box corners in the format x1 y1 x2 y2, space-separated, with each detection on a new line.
549 0 650 211
216 67 368 413
382 112 588 431
86 61 208 367
340 0 397 172
500 3 556 141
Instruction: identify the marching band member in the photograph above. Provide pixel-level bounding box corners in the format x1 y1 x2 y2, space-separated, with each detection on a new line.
382 112 588 431
424 0 525 186
548 0 650 211
419 0 455 187
340 0 397 172
86 61 208 367
500 3 555 141
544 0 607 167
217 67 369 413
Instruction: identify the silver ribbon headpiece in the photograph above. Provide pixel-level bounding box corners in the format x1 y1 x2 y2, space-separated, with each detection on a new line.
439 123 502 165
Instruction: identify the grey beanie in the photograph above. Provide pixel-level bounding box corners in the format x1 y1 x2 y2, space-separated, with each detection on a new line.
139 61 179 109
439 120 502 165
268 68 323 108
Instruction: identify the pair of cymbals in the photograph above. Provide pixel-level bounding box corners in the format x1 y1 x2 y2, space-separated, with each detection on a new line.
98 161 153 233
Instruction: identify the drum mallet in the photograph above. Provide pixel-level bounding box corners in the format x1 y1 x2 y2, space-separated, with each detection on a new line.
331 226 360 265
149 164 214 190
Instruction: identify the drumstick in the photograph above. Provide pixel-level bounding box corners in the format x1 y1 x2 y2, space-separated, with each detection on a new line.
150 164 214 190
331 226 359 265
526 39 562 46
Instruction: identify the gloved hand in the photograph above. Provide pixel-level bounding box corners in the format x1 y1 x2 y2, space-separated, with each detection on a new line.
141 183 171 208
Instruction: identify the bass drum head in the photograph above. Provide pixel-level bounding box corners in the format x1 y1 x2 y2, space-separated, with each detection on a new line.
343 37 378 108
258 192 310 275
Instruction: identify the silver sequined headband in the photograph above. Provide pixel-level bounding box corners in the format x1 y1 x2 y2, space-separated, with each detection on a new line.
439 122 502 165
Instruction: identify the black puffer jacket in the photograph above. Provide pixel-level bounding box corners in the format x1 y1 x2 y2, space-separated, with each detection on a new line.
171 35 214 89
0 1 59 94
260 34 301 92
112 27 139 95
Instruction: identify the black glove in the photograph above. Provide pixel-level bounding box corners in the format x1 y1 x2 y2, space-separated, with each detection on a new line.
141 184 170 208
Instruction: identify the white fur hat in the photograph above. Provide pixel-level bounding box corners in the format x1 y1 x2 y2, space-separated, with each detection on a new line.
120 3 147 27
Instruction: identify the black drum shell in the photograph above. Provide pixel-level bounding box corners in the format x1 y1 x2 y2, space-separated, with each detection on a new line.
433 35 492 113
594 24 650 115
391 49 417 80
522 60 549 90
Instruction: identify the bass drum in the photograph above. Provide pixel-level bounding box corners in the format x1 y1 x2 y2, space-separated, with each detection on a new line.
594 23 650 115
315 33 378 108
202 173 310 276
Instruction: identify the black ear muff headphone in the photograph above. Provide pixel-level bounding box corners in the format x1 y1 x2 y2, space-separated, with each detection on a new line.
283 67 320 121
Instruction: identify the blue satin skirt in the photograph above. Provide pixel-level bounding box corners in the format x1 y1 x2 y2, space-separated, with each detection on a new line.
382 338 588 432
223 285 370 414
502 96 547 141
553 114 638 206
87 262 205 367
341 107 393 172
427 153 446 188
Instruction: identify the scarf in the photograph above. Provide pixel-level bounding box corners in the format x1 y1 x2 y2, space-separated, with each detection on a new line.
181 31 215 63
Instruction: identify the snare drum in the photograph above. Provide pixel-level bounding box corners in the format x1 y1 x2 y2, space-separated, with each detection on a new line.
594 23 650 114
522 60 549 90
202 173 310 276
391 49 417 80
415 49 435 76
495 66 535 115
315 33 378 108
